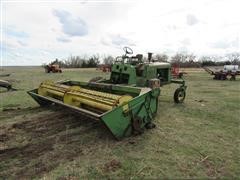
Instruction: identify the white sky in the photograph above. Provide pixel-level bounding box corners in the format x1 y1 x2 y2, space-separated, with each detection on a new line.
1 0 240 65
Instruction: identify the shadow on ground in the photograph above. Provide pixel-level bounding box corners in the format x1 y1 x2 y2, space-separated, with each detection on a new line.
0 106 114 179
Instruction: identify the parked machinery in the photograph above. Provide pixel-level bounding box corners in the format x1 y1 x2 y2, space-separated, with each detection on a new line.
96 47 187 103
44 64 62 73
171 63 187 79
0 80 12 91
0 80 16 91
97 64 111 72
0 74 11 77
28 80 160 139
203 65 240 80
28 47 187 139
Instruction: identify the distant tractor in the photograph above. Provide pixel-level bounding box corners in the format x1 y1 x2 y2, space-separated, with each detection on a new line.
171 63 187 78
44 64 62 73
97 64 111 72
203 65 240 80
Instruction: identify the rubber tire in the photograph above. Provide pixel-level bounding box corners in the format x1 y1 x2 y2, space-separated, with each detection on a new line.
178 72 183 78
230 75 236 81
145 122 156 129
7 85 12 91
174 88 186 103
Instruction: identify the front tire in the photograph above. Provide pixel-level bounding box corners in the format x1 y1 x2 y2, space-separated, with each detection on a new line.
174 88 186 103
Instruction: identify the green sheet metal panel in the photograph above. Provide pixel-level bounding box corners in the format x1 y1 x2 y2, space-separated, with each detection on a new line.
101 88 160 139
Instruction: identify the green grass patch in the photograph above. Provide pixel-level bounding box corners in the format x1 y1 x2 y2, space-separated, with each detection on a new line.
0 67 239 179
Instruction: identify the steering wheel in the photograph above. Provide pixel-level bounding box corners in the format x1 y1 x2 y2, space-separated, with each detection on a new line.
115 56 123 63
123 47 133 55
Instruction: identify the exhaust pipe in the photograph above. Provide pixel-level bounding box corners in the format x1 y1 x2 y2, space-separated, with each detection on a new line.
148 52 153 63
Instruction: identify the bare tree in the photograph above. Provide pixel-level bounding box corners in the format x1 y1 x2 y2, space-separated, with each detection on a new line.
171 53 187 63
155 54 169 62
226 52 240 64
103 55 114 65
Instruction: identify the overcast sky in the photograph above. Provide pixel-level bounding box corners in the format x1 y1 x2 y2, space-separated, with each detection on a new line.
1 0 240 65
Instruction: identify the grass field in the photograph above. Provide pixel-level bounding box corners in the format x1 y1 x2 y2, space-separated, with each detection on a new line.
0 67 239 179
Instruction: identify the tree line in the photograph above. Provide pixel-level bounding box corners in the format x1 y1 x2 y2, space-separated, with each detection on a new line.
45 52 240 68
153 52 240 67
47 55 100 68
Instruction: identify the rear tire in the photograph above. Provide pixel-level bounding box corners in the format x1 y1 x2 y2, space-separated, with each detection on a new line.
178 72 183 78
230 75 236 81
7 85 12 91
220 74 225 80
174 88 186 103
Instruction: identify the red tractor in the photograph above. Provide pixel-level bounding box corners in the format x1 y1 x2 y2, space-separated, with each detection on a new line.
171 63 187 78
44 64 62 73
97 64 111 72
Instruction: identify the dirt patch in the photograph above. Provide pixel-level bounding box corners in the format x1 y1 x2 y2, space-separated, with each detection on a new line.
0 133 9 142
103 159 122 172
0 107 111 179
191 155 225 178
195 99 208 103
201 159 217 177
